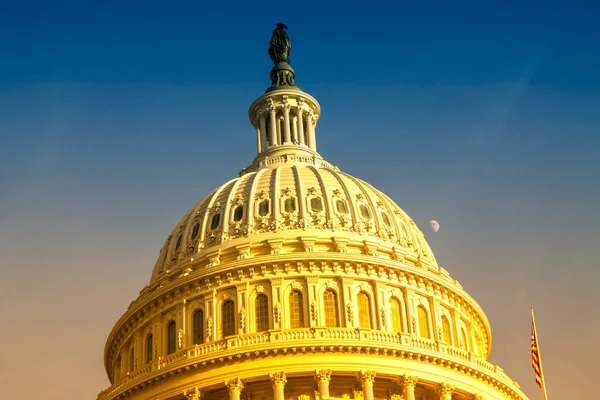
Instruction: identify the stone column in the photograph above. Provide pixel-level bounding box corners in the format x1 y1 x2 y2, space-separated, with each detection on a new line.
437 383 454 400
225 378 244 400
357 370 376 400
306 112 317 150
269 372 287 400
402 375 418 400
268 106 278 146
282 101 291 143
297 101 305 145
259 115 268 151
256 127 262 153
314 369 332 398
291 115 298 143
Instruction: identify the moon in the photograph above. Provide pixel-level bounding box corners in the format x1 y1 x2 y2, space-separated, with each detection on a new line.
430 220 440 233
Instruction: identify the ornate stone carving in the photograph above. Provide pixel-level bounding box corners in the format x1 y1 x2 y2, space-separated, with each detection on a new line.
290 281 302 290
183 387 203 400
352 386 364 400
269 371 287 386
314 369 332 383
325 280 338 290
206 316 213 341
380 307 387 329
357 370 376 384
411 316 417 334
270 241 283 255
225 378 244 392
281 186 294 197
362 241 378 257
178 328 184 349
207 250 221 267
346 303 354 324
239 307 247 332
437 383 454 396
333 238 348 253
471 395 484 400
401 375 418 389
307 186 318 196
273 302 282 324
310 301 318 322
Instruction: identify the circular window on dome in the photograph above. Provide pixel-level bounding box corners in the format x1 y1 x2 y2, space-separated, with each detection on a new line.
257 199 270 216
232 205 244 222
381 212 392 227
335 199 348 214
191 223 200 239
310 197 323 212
359 204 371 219
210 214 221 230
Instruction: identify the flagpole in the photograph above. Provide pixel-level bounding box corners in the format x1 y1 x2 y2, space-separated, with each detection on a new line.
531 307 549 400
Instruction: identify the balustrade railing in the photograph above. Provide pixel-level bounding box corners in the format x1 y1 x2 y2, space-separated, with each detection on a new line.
102 327 520 399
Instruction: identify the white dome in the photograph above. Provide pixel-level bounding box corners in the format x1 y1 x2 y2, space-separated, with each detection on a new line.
151 161 437 284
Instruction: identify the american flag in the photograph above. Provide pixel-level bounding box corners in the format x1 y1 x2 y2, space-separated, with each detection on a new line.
531 321 543 389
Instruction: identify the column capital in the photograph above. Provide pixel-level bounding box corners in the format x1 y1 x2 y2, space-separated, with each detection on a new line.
183 387 203 400
471 395 484 400
401 375 419 388
269 371 287 386
437 383 455 396
357 370 376 384
225 378 244 392
314 369 332 383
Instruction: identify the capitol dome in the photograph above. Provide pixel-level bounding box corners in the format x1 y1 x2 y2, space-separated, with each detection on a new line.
98 24 528 400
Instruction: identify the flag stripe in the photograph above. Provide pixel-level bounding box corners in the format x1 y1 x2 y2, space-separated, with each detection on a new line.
531 323 543 389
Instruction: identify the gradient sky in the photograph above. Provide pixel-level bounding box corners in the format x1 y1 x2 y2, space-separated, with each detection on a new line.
1 1 599 399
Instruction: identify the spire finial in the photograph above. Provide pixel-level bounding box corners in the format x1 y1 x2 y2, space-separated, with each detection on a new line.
266 23 297 92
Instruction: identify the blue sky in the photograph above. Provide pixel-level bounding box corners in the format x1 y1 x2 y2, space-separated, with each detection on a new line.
1 1 599 399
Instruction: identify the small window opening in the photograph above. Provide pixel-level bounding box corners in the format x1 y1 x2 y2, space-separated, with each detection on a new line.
191 223 200 239
359 204 371 219
335 199 347 214
233 206 244 222
284 198 296 213
258 200 270 216
210 214 221 230
175 234 182 251
381 212 392 227
310 197 323 212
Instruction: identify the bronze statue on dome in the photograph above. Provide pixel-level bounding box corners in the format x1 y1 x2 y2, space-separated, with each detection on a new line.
268 23 291 64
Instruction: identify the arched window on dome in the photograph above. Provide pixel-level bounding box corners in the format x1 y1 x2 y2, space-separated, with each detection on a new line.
222 300 235 337
357 292 372 329
193 309 204 345
114 356 121 380
129 346 135 372
255 294 269 332
174 234 182 251
210 214 221 230
167 321 177 354
417 305 430 339
232 205 244 222
390 297 403 332
323 290 339 327
146 333 153 363
441 316 452 344
191 223 200 239
289 290 304 328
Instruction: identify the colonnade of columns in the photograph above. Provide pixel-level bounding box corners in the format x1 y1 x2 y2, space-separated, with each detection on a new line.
253 97 318 154
182 372 486 399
